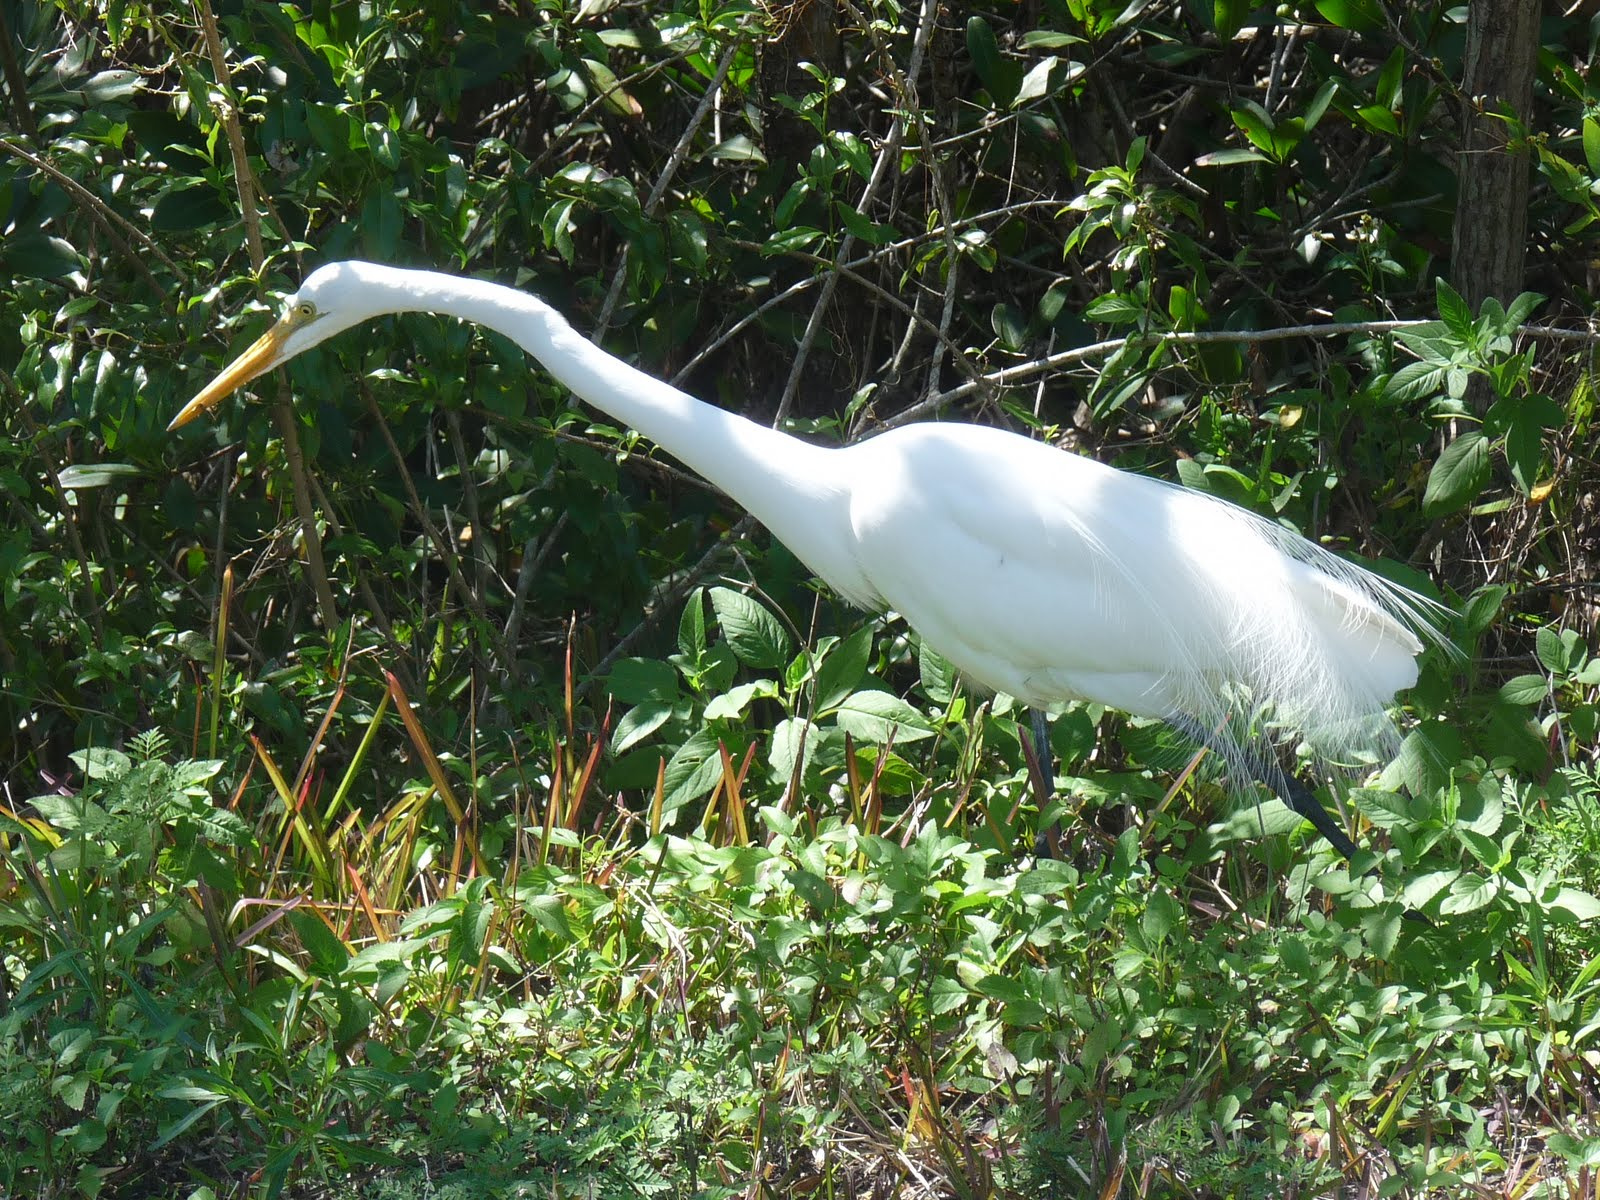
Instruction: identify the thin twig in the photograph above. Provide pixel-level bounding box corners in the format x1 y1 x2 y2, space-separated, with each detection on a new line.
0 137 178 288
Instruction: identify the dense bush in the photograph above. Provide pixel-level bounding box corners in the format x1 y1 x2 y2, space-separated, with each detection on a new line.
3 1 1600 1196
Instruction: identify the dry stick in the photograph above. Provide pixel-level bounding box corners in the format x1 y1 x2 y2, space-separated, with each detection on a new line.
773 0 942 427
0 137 176 292
193 0 338 630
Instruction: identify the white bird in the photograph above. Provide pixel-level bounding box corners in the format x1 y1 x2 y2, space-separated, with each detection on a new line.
169 261 1449 858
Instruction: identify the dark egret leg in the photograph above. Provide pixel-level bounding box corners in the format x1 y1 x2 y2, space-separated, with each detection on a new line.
1027 708 1058 856
1169 715 1359 860
1030 707 1055 796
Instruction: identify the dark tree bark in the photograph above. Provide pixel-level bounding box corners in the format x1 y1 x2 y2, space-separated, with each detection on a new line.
1450 0 1540 318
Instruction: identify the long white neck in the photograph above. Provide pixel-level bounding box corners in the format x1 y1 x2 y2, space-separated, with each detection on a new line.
346 265 877 606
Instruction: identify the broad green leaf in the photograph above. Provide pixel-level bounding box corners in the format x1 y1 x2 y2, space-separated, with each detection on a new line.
1498 674 1546 706
606 657 679 703
918 641 958 704
2 233 82 278
1315 0 1383 33
1400 869 1460 911
833 690 935 744
990 301 1028 350
1545 887 1600 922
1435 277 1472 338
1439 872 1497 915
1536 625 1572 674
1349 788 1411 830
1381 361 1446 404
1211 0 1250 39
1584 117 1600 176
1194 147 1270 167
612 701 673 753
814 625 873 711
1014 56 1058 106
704 680 776 720
678 587 707 660
710 586 791 669
1422 431 1490 516
56 463 142 490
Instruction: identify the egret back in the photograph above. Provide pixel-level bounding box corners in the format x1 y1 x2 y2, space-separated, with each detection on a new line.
843 423 1442 764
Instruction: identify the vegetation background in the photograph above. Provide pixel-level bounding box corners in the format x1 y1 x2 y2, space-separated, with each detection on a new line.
4 0 1600 1196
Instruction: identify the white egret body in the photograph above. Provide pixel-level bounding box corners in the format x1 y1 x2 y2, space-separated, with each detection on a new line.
170 262 1447 853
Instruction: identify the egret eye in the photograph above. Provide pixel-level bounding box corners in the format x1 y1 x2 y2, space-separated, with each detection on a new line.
296 302 315 319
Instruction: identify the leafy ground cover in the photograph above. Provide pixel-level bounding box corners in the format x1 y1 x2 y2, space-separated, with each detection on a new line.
4 1 1600 1196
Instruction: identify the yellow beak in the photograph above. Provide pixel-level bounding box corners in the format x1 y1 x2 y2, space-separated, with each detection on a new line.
167 320 293 431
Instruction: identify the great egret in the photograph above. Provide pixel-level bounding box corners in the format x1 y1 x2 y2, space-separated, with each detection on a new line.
169 261 1448 859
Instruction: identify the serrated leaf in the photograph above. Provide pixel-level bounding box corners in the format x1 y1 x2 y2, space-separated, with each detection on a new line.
1439 872 1497 915
833 690 935 744
678 587 707 659
709 587 791 669
1423 431 1490 516
918 641 958 705
1400 869 1460 911
1498 674 1547 705
1382 360 1447 404
1435 277 1472 338
1349 788 1411 830
1536 625 1570 674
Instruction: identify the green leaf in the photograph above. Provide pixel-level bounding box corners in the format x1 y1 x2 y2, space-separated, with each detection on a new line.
661 728 724 816
833 690 936 744
1584 117 1600 177
1315 0 1383 33
1381 361 1446 404
1194 148 1270 167
1440 872 1497 915
1545 887 1600 922
1498 674 1546 706
1014 56 1058 106
990 302 1028 350
607 657 679 703
1211 0 1250 39
2 233 82 278
1422 431 1491 516
918 641 958 705
151 183 232 233
814 626 873 711
1435 278 1472 338
709 587 791 669
56 463 142 491
678 587 707 660
1462 585 1505 635
966 16 1018 104
1536 625 1571 674
1505 408 1545 495
1349 788 1411 830
1400 869 1460 911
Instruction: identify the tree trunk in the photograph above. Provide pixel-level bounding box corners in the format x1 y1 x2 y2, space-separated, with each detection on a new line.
1451 0 1540 317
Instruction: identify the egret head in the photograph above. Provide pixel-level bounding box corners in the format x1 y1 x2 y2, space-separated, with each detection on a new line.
166 261 384 431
